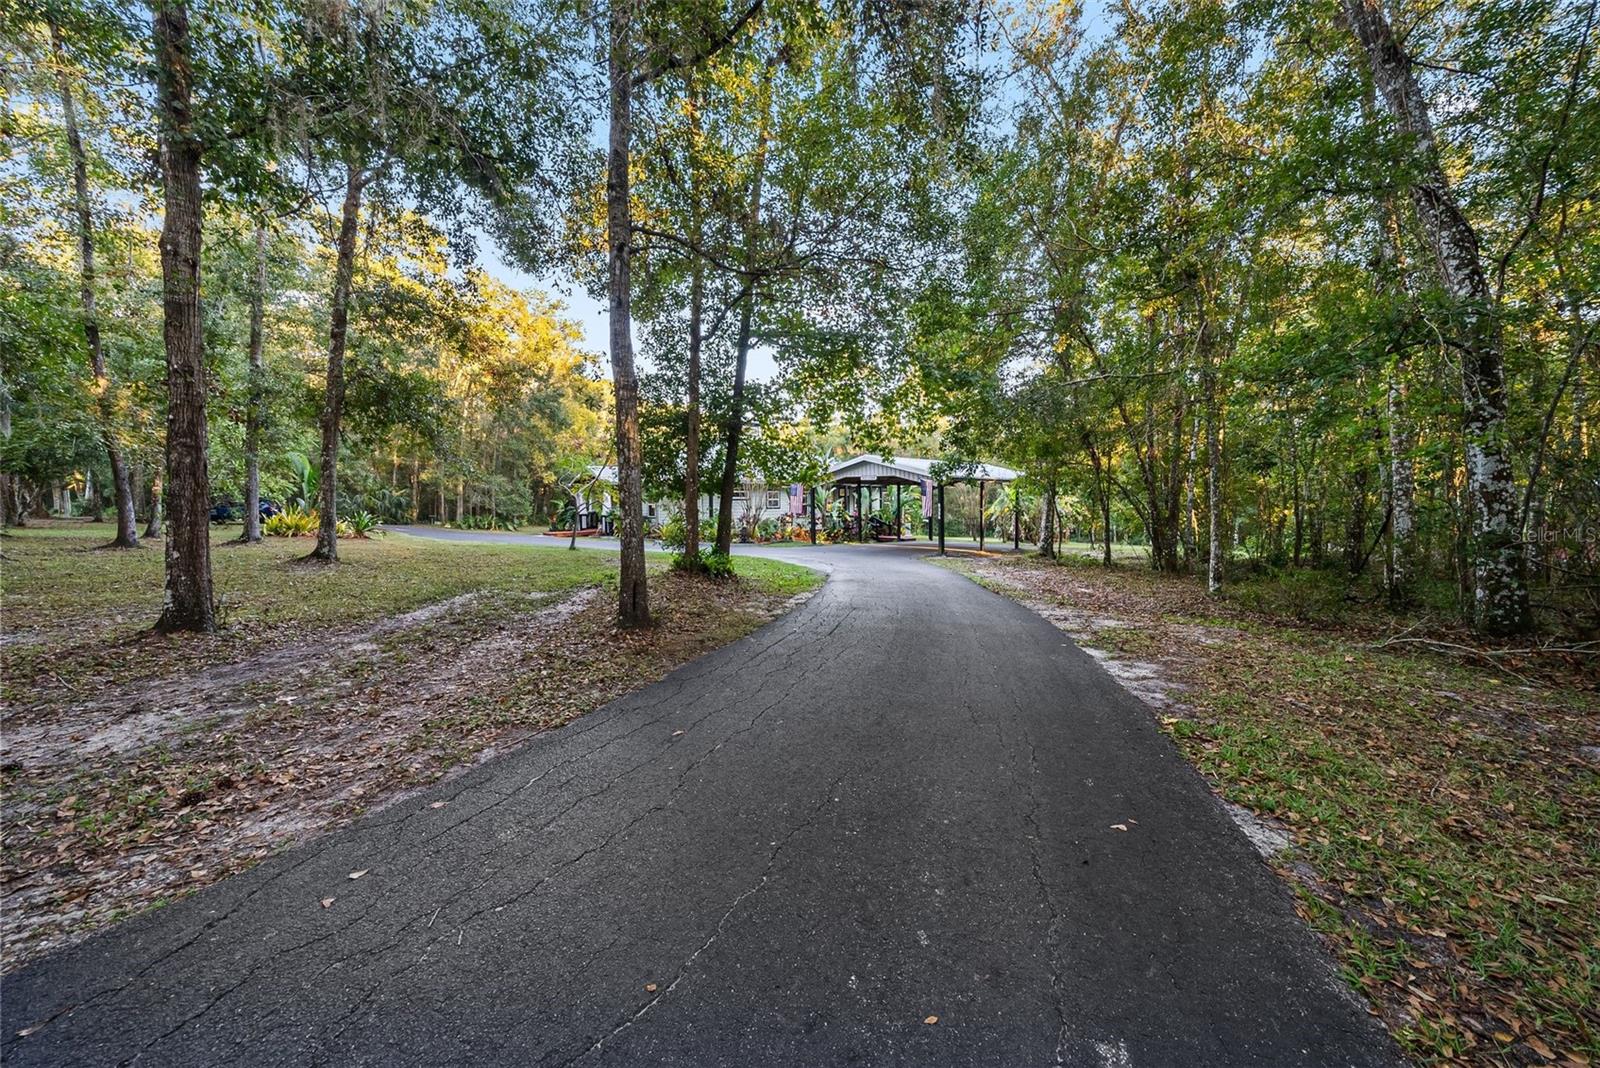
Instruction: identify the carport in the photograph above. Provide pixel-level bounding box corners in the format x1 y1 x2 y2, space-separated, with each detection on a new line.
814 454 1023 554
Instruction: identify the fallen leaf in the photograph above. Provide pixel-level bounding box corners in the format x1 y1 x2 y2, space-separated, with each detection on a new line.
923 1015 939 1025
348 869 368 880
644 983 658 992
671 730 685 737
1110 824 1128 832
320 897 335 908
429 801 447 809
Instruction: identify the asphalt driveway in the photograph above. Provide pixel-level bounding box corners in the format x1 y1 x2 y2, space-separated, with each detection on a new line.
2 540 1399 1067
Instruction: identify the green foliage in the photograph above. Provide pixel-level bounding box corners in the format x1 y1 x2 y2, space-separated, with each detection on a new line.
1226 569 1355 625
661 513 736 555
284 453 319 510
263 505 318 537
658 512 688 552
344 510 383 538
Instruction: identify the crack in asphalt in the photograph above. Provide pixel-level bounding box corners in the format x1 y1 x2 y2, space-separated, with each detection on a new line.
182 590 858 1051
559 768 860 1067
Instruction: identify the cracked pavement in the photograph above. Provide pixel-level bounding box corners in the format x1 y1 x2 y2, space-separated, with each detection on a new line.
2 542 1401 1067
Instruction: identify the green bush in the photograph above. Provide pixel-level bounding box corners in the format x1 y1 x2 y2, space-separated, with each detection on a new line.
344 510 383 538
658 512 687 551
661 514 731 553
671 547 735 579
263 506 318 537
1228 567 1353 624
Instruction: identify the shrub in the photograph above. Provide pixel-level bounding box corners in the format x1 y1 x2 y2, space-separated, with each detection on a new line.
263 506 318 537
343 510 383 537
1227 567 1353 624
671 547 735 578
658 513 687 551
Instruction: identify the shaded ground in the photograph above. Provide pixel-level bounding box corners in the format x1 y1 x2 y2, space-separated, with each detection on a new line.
1 524 819 966
3 541 1397 1067
944 552 1600 1068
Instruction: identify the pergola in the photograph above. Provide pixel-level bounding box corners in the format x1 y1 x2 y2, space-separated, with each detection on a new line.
816 454 1023 554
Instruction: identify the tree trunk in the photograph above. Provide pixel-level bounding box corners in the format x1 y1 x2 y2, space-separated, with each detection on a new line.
1343 0 1530 635
153 0 214 632
1182 414 1198 567
84 469 103 521
607 0 648 626
1038 478 1057 558
1386 360 1416 605
144 471 163 539
714 74 773 559
0 394 13 528
309 163 364 563
683 94 704 567
241 220 268 543
715 299 753 557
51 19 138 549
1085 435 1112 567
1203 326 1223 595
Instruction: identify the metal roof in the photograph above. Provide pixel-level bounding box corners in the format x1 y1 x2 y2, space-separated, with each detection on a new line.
825 454 1020 484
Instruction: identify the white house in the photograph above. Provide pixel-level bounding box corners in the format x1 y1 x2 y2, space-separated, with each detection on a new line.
575 468 804 534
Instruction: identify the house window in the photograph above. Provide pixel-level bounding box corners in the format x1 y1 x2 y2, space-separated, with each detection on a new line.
765 490 782 509
646 504 656 517
732 490 748 502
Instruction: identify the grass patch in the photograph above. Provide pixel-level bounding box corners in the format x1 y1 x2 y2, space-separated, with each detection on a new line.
943 552 1600 1068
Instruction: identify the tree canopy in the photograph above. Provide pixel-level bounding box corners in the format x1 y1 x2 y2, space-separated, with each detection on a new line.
2 0 1593 637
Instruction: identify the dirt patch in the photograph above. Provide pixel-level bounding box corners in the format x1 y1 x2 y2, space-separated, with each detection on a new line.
1 571 806 968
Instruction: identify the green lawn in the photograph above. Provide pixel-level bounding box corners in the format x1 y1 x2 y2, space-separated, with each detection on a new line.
1 521 817 695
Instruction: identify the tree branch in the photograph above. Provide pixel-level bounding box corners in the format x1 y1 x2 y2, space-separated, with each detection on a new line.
632 0 765 88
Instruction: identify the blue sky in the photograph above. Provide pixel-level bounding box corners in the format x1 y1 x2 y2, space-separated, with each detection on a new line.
475 228 786 383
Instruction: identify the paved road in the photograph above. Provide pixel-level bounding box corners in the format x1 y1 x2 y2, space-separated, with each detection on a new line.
3 542 1399 1067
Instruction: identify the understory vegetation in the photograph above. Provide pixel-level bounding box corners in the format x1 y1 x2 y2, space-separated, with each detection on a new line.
0 522 820 965
946 552 1599 1068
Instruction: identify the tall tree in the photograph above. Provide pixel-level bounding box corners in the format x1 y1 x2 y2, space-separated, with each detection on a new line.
307 161 366 561
239 219 268 543
1341 0 1532 635
713 58 773 558
606 0 649 622
152 0 214 631
600 0 765 624
48 17 139 549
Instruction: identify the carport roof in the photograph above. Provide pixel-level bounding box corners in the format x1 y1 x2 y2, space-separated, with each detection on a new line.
825 454 1020 485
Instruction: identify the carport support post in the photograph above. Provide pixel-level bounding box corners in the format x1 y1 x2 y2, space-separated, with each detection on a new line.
978 480 986 552
855 485 864 543
809 486 818 544
895 484 902 538
1013 483 1020 550
937 483 946 555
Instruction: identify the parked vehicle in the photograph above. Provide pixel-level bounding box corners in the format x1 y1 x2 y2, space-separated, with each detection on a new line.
211 498 284 523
